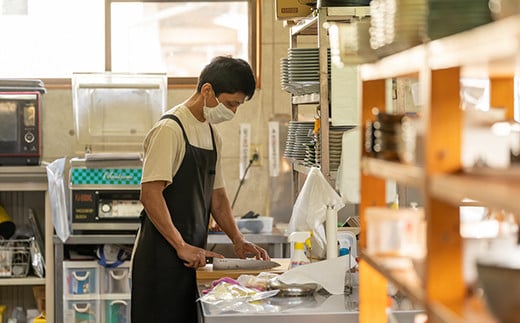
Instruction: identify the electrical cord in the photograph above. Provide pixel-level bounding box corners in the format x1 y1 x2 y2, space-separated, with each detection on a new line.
231 150 259 209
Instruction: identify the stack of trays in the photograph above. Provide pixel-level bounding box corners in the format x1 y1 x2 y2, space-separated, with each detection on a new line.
369 0 427 57
280 48 330 95
284 121 316 161
427 0 492 40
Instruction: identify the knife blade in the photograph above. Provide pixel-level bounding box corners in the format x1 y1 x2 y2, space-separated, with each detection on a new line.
212 258 281 271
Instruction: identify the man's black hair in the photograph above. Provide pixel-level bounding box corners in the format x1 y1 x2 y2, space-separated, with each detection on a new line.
197 56 256 100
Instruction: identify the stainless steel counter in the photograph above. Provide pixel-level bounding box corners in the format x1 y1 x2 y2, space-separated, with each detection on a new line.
207 228 289 258
198 286 422 323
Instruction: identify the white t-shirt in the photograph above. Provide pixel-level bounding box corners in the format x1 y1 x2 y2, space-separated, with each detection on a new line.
141 104 225 189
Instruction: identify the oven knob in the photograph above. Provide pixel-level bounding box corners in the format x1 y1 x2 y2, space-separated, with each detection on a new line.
25 132 35 143
101 203 112 214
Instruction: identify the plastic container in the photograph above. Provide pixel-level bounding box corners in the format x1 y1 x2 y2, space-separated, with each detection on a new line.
365 207 424 261
337 229 357 259
288 232 311 268
8 306 26 323
236 217 273 234
0 305 5 323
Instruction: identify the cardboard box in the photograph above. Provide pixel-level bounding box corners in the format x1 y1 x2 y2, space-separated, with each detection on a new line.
276 0 313 20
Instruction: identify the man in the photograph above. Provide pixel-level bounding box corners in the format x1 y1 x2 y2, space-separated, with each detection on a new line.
131 56 270 323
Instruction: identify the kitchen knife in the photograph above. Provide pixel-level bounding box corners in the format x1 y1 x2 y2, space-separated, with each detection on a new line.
212 258 281 271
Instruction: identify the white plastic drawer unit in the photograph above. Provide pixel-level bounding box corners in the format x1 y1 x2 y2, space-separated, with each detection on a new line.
64 299 101 323
103 296 131 323
102 263 131 294
64 261 100 296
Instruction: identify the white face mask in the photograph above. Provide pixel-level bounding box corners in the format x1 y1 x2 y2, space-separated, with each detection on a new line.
203 96 235 124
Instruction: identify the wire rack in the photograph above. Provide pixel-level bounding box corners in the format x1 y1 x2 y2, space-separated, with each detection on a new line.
0 239 31 278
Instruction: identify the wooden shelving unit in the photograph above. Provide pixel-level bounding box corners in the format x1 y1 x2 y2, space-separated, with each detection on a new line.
358 14 520 323
0 166 54 322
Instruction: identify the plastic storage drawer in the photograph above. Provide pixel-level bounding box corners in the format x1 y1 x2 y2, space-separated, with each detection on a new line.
64 299 100 323
102 296 131 323
101 262 131 294
64 261 100 296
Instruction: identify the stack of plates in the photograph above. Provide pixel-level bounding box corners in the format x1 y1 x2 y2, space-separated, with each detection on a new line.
369 0 427 57
284 121 316 161
303 125 354 170
280 48 330 95
427 0 492 40
303 138 320 167
328 129 345 170
280 58 289 93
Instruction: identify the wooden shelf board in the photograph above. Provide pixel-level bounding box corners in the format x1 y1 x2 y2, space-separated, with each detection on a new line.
362 157 424 187
428 15 520 76
0 277 45 286
363 250 500 323
359 45 425 81
429 296 499 323
0 166 48 191
360 15 520 81
430 173 520 215
361 251 425 305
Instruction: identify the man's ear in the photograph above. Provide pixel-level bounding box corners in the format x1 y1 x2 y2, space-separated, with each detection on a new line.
201 83 213 96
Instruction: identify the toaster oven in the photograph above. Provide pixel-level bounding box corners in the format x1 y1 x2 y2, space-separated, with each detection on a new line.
0 79 45 166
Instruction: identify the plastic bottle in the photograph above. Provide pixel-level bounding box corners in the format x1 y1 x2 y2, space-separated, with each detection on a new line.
8 306 26 323
288 231 311 269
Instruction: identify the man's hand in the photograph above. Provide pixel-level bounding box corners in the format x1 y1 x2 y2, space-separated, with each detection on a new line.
177 244 224 269
233 239 270 260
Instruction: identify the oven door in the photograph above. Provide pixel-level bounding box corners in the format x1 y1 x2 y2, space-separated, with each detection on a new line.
0 92 41 165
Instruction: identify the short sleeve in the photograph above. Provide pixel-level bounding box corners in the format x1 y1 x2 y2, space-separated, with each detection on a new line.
141 121 185 184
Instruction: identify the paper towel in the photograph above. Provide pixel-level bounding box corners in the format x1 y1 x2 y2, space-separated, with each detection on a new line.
278 255 353 295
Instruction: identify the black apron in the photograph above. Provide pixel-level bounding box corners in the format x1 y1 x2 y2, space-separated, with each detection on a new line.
131 115 217 323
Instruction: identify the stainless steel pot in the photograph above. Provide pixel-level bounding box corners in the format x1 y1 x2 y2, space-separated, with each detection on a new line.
267 278 319 297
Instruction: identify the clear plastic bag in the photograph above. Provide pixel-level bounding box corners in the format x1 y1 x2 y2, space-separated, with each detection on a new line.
30 238 45 278
198 281 279 310
46 157 71 242
287 167 344 259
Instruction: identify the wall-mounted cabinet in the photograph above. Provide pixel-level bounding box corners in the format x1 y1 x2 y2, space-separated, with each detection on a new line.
358 15 520 323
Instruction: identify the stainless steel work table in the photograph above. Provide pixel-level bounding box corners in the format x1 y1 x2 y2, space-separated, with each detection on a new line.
197 285 422 323
207 228 289 258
